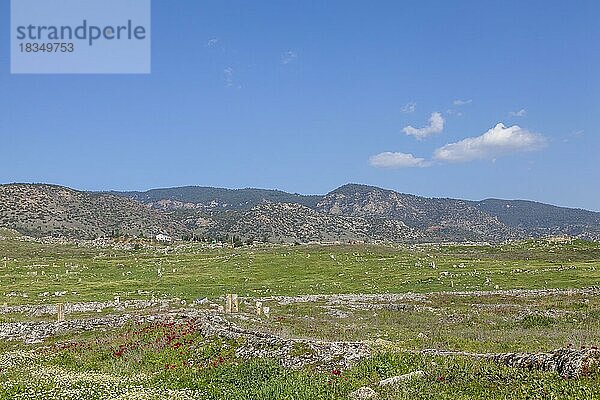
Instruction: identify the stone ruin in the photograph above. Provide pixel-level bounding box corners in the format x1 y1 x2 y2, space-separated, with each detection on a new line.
421 347 600 378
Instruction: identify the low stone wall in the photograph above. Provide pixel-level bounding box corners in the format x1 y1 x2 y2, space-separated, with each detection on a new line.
0 310 372 370
421 347 600 378
2 303 597 376
0 314 134 344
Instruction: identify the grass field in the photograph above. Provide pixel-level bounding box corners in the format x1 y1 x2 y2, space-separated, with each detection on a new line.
2 237 599 306
1 235 600 399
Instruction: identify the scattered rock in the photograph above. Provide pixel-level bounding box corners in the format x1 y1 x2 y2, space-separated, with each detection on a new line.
0 314 133 344
194 297 209 305
420 348 600 378
325 307 352 319
488 348 600 378
256 288 600 306
349 386 377 399
0 299 173 317
378 370 424 386
0 307 371 371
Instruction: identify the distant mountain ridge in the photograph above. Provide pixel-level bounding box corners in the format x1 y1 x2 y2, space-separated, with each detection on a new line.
115 186 321 211
315 184 518 242
472 198 600 239
1 183 599 242
0 184 187 239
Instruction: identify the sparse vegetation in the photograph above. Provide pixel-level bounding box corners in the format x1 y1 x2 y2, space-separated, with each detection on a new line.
3 183 600 243
1 233 600 398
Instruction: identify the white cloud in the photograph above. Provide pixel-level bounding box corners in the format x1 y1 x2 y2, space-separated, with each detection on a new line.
369 152 431 168
223 67 235 87
563 130 584 143
207 38 219 48
281 50 298 65
434 123 546 162
509 109 527 117
400 102 416 114
453 99 472 106
403 112 445 139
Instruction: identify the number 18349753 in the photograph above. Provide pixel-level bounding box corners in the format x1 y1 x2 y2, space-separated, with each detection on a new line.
19 42 74 53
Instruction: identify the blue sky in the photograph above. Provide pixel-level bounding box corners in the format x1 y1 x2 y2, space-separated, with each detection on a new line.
1 1 599 210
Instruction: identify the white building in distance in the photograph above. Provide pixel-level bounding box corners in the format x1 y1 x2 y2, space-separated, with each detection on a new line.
155 233 173 243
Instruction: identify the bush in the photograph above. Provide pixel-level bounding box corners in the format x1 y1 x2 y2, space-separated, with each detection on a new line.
520 314 556 328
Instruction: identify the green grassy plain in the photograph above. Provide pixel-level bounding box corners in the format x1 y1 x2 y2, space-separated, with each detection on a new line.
235 290 600 354
1 238 599 306
1 236 600 399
